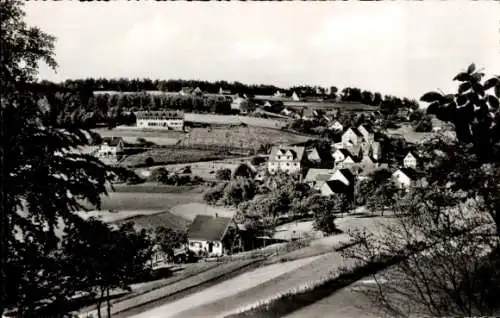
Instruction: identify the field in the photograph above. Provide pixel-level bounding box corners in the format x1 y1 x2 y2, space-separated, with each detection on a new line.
139 157 253 181
170 202 237 221
386 123 436 144
120 147 242 167
185 113 287 129
94 128 182 146
284 101 379 112
182 126 311 150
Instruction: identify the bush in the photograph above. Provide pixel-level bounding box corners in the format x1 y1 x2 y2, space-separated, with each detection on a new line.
216 168 232 181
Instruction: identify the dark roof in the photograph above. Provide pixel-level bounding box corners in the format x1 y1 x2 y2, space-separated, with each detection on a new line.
337 148 354 159
188 215 233 241
337 168 356 184
325 180 350 193
102 137 123 146
135 110 184 119
397 168 419 180
347 127 364 137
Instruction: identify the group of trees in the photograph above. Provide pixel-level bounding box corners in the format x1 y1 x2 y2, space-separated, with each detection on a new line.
148 167 204 186
0 2 174 317
343 65 500 317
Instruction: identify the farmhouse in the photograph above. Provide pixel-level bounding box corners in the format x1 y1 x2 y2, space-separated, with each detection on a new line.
135 110 184 130
267 146 306 175
329 168 356 187
304 168 335 190
231 96 250 113
341 127 364 146
187 215 240 258
291 91 300 101
392 167 418 189
403 151 419 169
320 180 351 196
332 148 354 164
357 124 375 144
95 137 124 165
305 147 323 164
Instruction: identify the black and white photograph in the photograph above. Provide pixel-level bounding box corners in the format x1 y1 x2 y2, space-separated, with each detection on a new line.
1 0 499 317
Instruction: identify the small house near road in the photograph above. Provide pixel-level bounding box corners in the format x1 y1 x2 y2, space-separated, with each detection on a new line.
392 167 418 189
187 215 240 258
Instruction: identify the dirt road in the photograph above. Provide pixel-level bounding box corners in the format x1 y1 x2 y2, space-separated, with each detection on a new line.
128 255 321 318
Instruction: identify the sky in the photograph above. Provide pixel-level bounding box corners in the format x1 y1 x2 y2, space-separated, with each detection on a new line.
24 1 499 100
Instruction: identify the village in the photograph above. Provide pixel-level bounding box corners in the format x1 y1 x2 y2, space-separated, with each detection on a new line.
82 86 431 263
6 2 499 318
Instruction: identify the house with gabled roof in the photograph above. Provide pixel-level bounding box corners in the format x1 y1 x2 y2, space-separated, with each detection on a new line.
96 137 124 165
187 215 240 257
267 146 306 175
320 180 351 196
341 127 364 146
329 168 356 187
403 151 419 169
357 124 375 144
332 148 354 164
291 91 300 101
392 167 419 189
304 168 335 190
179 87 193 96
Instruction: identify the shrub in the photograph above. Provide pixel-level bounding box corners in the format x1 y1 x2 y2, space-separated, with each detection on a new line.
216 168 232 181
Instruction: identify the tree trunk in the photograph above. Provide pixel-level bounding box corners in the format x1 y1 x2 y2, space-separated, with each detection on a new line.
106 287 111 318
97 288 104 318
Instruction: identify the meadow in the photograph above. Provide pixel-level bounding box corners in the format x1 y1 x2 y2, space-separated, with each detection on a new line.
185 113 288 129
120 147 242 167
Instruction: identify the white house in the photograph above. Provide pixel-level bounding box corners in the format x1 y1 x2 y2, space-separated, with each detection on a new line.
291 91 300 101
231 97 249 113
306 148 322 164
403 151 418 169
304 168 335 190
357 124 375 144
267 146 305 175
96 137 124 165
392 168 418 189
332 149 354 164
341 127 364 146
135 110 184 130
187 215 240 258
370 141 382 162
274 90 284 97
219 87 232 95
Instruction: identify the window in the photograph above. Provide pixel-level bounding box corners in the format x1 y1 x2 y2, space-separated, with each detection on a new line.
277 156 281 160
287 156 291 160
294 163 298 166
287 163 290 166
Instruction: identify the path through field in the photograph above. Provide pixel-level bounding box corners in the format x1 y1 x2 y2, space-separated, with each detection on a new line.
128 255 322 318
